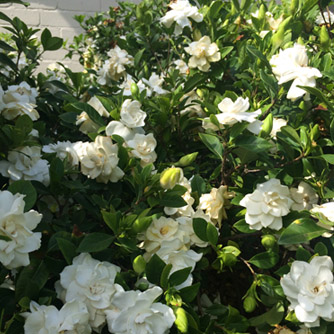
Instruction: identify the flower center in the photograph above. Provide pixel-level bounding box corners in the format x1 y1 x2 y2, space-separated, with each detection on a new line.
160 226 169 235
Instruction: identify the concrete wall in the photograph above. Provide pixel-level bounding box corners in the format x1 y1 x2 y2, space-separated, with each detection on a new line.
0 0 140 72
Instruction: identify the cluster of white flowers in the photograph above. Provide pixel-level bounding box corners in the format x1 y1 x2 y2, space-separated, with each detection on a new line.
160 0 203 35
281 256 334 327
185 36 221 72
106 99 157 166
105 285 175 334
76 96 109 134
23 300 91 334
0 82 39 121
0 190 42 269
24 253 176 334
203 96 261 130
55 253 120 331
0 146 50 186
97 45 134 84
270 43 322 101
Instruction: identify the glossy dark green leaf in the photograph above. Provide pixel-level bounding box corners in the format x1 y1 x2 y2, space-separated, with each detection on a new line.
146 254 166 285
199 133 223 160
193 218 208 242
179 282 200 303
169 267 192 287
77 233 114 253
8 180 37 211
56 238 76 265
41 28 63 51
249 251 279 269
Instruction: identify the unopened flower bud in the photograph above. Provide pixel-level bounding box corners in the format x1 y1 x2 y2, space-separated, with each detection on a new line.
243 296 257 313
193 29 202 41
160 167 183 189
131 82 139 97
320 25 330 50
261 234 277 250
133 255 146 274
176 152 198 167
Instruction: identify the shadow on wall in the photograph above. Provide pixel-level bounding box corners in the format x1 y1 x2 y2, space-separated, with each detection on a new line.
0 0 140 72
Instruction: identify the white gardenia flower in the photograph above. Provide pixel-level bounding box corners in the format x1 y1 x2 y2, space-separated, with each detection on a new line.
138 216 183 254
142 73 168 95
105 120 144 141
271 118 288 138
0 191 42 269
119 74 148 96
127 133 157 166
23 300 91 334
239 178 293 230
280 256 334 327
76 96 109 134
0 146 50 186
316 11 334 25
290 181 319 211
0 82 39 121
198 185 234 227
55 253 120 331
311 202 334 223
174 59 189 74
270 43 322 101
185 36 221 72
105 285 175 334
42 141 81 167
180 91 204 117
77 136 124 183
97 45 133 84
160 0 203 35
120 99 146 128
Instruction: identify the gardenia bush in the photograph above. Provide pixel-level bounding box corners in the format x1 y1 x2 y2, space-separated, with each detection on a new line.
1 0 334 333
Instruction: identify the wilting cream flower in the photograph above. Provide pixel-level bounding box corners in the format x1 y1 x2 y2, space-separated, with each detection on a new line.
56 253 120 331
97 45 133 84
281 256 334 327
270 44 322 101
76 96 109 134
127 133 157 166
0 191 42 269
290 181 318 211
185 36 221 72
239 178 293 230
42 141 81 167
77 136 124 183
0 146 50 186
311 202 334 225
160 0 203 35
23 300 91 334
0 82 39 121
120 99 146 128
198 185 234 227
105 286 175 334
174 59 189 74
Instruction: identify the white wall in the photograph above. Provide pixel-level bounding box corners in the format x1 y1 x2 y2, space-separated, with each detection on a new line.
0 0 140 72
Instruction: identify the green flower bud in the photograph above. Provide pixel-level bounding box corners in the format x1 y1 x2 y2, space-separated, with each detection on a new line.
131 82 139 97
160 167 183 189
176 152 198 167
193 29 202 41
320 25 330 50
243 296 257 313
261 235 277 250
259 113 273 138
258 4 266 23
133 255 146 274
289 0 299 15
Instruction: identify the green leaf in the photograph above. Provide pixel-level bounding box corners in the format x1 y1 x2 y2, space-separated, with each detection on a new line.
56 238 76 265
8 180 37 211
249 251 279 269
132 216 153 233
220 46 234 59
260 69 278 98
321 154 334 164
298 86 334 112
233 219 255 234
199 133 223 160
193 218 208 242
314 242 328 256
146 254 166 285
0 53 17 71
0 40 15 52
191 175 206 196
179 282 200 303
206 223 218 245
0 0 29 6
184 73 206 93
234 135 272 153
0 11 13 24
278 218 326 245
73 102 105 126
77 233 114 253
296 246 312 261
59 111 79 124
50 158 64 183
250 301 284 326
246 44 271 71
169 267 192 286
41 28 63 51
160 263 173 289
134 48 145 68
160 193 187 208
